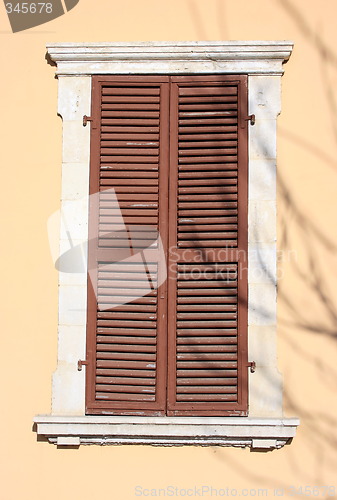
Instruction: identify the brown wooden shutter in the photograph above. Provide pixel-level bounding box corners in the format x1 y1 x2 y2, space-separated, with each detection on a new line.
167 76 248 416
86 76 169 415
86 75 248 417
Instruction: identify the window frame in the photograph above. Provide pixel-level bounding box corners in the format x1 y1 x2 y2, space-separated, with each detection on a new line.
34 41 299 449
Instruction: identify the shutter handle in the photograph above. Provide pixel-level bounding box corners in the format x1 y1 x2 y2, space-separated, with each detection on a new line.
83 115 93 127
78 359 88 371
245 114 255 125
247 361 256 373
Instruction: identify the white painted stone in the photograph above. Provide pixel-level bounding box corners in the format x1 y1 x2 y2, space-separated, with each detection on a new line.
52 60 287 77
252 439 277 449
57 76 91 121
46 41 294 77
248 325 277 366
249 159 276 201
51 325 86 415
248 244 276 284
34 415 299 447
249 76 281 118
248 200 276 243
61 163 90 201
51 364 85 415
248 325 282 417
59 197 89 241
248 283 277 326
35 415 299 426
58 239 87 286
57 325 86 364
249 119 277 160
249 366 283 418
62 121 90 164
58 285 87 326
57 436 80 446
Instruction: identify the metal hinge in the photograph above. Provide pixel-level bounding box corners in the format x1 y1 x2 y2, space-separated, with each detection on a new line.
247 361 256 373
83 115 93 127
77 359 89 371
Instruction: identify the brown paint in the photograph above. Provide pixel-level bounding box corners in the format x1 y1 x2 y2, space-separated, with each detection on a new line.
86 75 248 416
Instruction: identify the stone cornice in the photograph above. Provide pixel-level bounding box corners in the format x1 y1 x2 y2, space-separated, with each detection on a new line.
46 41 294 76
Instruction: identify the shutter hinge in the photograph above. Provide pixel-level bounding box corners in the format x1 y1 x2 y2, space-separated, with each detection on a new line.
245 114 256 125
77 359 89 371
247 361 256 373
83 115 93 127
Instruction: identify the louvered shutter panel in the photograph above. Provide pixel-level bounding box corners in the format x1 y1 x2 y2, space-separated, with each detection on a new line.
167 76 248 416
86 75 248 417
86 76 169 415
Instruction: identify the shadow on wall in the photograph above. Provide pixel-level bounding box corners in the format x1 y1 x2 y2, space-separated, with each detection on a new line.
273 3 337 484
185 0 337 488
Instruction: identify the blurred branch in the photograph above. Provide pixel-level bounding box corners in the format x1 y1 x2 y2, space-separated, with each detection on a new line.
187 0 208 39
278 172 336 252
276 0 337 68
279 126 337 174
216 0 228 39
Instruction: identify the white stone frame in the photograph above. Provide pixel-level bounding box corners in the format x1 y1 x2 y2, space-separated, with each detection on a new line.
35 41 299 449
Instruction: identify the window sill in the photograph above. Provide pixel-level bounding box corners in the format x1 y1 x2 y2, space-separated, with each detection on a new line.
34 415 299 449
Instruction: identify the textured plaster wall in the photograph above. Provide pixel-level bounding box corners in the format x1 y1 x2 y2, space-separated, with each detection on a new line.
1 0 337 498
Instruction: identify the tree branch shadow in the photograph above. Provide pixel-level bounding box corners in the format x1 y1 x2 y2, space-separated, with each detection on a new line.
183 0 337 489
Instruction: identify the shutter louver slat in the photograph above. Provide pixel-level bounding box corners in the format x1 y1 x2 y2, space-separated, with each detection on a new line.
177 84 238 249
95 261 158 403
176 263 238 404
99 85 160 252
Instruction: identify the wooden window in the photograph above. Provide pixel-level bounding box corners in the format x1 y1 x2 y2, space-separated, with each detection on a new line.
85 75 248 416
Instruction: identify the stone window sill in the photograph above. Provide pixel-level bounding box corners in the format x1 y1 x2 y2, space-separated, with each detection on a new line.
34 415 299 449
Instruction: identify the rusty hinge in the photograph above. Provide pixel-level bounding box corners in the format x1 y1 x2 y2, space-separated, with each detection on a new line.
247 361 256 373
245 114 256 125
77 359 89 371
83 115 93 127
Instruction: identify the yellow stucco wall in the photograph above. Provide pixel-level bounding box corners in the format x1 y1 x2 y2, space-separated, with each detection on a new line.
1 0 337 498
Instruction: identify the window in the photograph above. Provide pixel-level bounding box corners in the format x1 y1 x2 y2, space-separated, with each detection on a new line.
35 42 299 448
86 75 248 416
